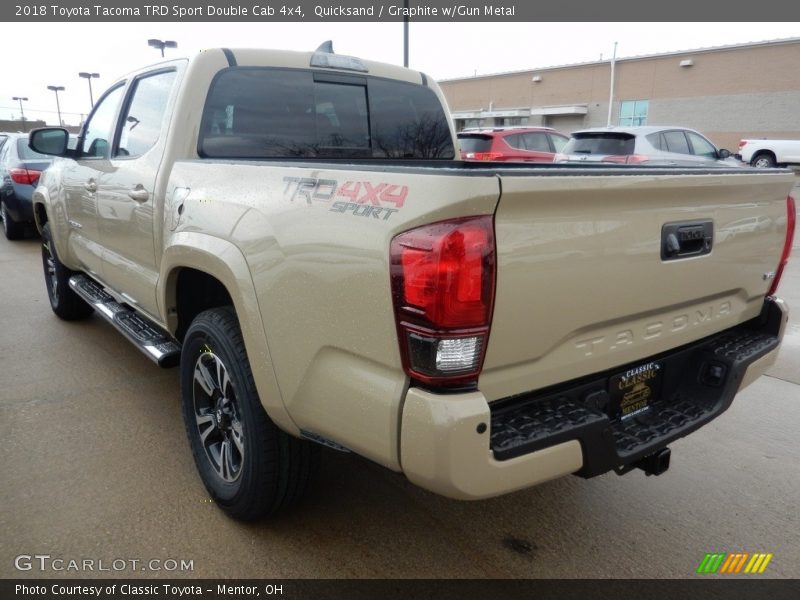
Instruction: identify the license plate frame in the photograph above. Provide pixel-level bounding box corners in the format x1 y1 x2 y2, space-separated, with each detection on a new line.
608 360 664 420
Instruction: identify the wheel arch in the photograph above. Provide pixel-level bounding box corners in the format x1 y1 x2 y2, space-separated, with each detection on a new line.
160 233 299 436
751 150 777 166
29 185 48 236
31 185 73 264
33 202 48 234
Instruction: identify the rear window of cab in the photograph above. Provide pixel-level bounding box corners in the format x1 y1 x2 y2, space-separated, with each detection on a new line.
199 68 455 160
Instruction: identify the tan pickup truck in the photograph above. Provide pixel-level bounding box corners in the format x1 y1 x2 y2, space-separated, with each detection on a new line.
29 44 796 520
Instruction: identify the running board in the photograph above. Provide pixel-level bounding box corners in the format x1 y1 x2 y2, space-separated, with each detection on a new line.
69 274 181 368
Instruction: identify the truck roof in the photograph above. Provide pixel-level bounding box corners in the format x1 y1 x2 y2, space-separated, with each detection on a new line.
120 45 428 87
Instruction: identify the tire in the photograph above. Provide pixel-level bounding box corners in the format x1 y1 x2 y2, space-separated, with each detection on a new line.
41 223 94 320
751 153 776 168
181 306 318 520
2 201 26 240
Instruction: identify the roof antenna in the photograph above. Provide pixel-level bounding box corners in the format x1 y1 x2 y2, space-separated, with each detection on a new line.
315 41 334 54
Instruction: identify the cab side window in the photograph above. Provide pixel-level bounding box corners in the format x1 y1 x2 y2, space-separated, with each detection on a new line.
663 131 691 155
80 84 125 158
646 132 663 150
522 132 550 152
116 70 177 158
504 134 524 150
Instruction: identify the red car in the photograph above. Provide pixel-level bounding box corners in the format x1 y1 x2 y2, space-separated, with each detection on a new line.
458 127 569 163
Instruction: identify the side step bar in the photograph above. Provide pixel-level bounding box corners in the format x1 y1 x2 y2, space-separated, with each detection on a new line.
69 274 181 368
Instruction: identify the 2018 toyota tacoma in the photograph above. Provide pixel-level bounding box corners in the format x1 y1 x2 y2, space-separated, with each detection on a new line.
29 44 796 520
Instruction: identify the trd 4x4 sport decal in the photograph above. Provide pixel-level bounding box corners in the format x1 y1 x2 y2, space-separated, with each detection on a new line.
283 177 408 221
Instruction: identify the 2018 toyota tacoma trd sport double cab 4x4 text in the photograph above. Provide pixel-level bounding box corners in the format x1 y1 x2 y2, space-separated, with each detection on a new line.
28 44 796 520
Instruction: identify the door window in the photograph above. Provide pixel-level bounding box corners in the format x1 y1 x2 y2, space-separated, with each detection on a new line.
663 131 691 155
116 70 177 158
80 84 125 158
504 134 524 150
687 132 718 159
521 132 550 152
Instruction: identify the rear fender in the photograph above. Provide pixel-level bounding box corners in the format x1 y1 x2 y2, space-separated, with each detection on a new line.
160 232 298 435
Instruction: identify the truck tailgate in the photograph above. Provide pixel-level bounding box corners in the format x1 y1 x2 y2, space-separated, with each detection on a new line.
480 170 795 402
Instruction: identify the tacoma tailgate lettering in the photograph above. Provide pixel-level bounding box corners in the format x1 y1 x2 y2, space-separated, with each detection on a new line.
575 301 733 357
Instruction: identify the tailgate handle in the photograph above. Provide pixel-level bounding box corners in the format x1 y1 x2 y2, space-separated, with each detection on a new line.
661 221 713 260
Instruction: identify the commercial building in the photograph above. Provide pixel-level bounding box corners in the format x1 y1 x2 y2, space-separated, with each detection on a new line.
0 119 47 133
439 37 800 151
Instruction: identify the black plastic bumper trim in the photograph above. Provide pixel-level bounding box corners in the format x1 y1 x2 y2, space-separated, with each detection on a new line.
489 299 784 477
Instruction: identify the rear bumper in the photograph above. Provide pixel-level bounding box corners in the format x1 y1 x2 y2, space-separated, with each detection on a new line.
400 298 788 500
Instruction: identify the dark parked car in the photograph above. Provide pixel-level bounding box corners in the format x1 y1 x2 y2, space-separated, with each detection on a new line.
0 133 52 239
458 127 568 163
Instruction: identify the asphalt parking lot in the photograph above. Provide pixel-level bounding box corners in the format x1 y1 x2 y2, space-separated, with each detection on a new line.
1 195 799 579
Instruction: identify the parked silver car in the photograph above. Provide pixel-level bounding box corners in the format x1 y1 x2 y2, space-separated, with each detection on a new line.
555 126 738 167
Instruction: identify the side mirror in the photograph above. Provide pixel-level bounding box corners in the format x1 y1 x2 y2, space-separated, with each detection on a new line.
718 148 731 159
29 127 70 156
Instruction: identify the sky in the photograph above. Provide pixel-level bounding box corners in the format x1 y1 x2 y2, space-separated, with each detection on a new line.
1 21 798 125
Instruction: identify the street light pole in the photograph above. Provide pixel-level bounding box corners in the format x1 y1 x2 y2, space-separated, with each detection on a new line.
403 0 409 67
148 38 177 58
78 72 100 107
47 85 65 126
606 42 618 128
12 96 28 132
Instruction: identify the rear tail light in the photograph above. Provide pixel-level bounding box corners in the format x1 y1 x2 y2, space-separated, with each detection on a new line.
9 168 42 185
767 195 796 297
738 140 748 150
468 152 503 162
390 216 496 388
603 154 650 164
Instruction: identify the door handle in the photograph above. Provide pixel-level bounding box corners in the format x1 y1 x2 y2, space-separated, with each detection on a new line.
128 185 149 203
84 180 97 193
661 221 713 260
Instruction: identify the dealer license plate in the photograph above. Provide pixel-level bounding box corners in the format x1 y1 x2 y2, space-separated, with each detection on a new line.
608 361 663 420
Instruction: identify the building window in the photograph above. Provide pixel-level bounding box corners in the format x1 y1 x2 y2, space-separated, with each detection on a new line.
497 117 528 127
619 100 648 126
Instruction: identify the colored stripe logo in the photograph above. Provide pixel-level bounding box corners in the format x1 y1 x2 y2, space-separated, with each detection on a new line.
697 552 773 574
